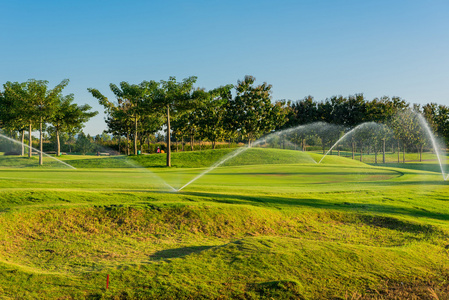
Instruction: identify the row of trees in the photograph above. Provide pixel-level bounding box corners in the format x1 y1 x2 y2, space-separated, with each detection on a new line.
0 79 98 164
91 75 449 166
89 75 286 166
1 76 448 167
284 94 449 144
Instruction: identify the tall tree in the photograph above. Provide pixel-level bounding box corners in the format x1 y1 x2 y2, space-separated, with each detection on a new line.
1 81 35 156
49 94 98 156
110 81 158 155
227 75 281 146
197 85 233 149
89 81 158 155
27 79 69 165
156 76 197 167
291 96 318 125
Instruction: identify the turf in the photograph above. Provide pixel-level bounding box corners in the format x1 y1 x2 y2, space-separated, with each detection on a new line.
0 148 448 299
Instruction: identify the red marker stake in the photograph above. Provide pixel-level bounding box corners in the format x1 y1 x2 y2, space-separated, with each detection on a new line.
106 274 109 289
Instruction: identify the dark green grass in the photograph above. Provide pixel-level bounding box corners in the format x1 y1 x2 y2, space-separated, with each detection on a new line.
0 148 449 299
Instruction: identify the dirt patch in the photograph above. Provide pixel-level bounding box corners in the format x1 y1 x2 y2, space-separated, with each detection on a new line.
357 279 449 300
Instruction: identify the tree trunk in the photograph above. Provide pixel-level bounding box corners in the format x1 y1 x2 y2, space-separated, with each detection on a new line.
126 132 130 156
56 129 60 156
360 144 363 162
21 130 25 156
382 139 386 164
28 123 32 158
166 105 171 167
134 116 138 155
140 136 143 152
397 141 400 163
182 136 185 152
147 134 151 153
374 146 378 164
39 118 43 166
403 143 405 163
420 145 423 162
212 140 216 149
190 134 194 151
118 135 121 154
352 142 355 160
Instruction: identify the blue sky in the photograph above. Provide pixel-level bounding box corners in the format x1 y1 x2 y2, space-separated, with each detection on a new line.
1 0 448 135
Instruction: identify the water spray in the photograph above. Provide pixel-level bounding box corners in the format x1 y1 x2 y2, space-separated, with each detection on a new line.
416 114 448 181
0 133 76 169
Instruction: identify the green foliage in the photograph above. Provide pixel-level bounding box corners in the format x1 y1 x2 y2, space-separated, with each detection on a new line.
227 75 285 144
75 132 95 155
88 80 160 156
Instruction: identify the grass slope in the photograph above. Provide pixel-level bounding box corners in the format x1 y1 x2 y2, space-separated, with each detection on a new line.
0 148 448 299
57 148 320 169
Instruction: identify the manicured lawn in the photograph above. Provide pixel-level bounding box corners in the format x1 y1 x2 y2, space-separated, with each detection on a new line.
0 148 448 299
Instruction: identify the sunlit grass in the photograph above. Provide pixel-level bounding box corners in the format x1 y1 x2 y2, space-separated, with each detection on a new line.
0 148 448 298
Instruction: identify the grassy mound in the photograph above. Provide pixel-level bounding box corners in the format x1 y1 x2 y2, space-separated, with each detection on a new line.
59 148 320 169
0 147 395 169
0 149 448 298
0 203 447 299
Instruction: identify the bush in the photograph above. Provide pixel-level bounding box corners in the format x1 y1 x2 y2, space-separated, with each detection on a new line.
3 151 21 156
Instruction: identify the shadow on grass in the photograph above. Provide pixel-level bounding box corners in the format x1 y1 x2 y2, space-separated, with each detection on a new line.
149 245 213 260
372 163 447 173
176 190 449 222
206 171 399 176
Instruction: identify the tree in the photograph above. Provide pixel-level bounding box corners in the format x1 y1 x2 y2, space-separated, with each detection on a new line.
89 81 158 155
227 75 281 146
75 132 94 155
49 93 98 156
1 81 35 157
172 104 200 151
155 76 197 167
27 79 69 165
422 103 449 145
291 96 318 126
389 109 427 163
197 85 233 149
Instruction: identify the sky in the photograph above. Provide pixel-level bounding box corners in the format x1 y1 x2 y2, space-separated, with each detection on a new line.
1 0 448 135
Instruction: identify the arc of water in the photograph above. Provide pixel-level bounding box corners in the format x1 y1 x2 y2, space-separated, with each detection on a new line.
317 122 383 164
0 133 76 169
416 114 448 181
177 123 318 191
318 125 359 164
120 157 177 192
176 146 250 192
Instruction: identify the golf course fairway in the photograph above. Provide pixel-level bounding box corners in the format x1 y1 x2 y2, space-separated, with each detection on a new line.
0 148 448 299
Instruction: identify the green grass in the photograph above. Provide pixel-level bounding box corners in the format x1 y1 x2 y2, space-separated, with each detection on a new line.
0 148 449 299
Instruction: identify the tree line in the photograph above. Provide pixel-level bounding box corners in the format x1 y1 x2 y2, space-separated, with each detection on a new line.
280 94 449 162
89 75 285 167
91 75 449 164
283 94 449 141
0 79 98 164
1 76 448 166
